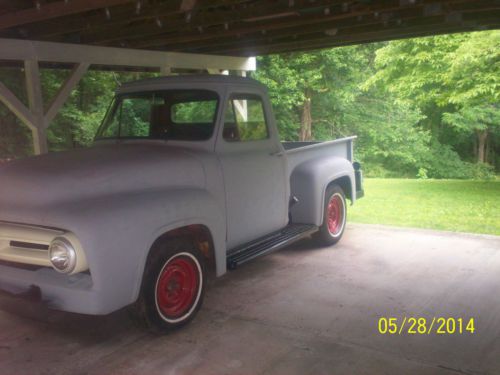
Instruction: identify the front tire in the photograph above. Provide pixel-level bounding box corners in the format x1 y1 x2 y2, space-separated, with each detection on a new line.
130 238 205 333
315 184 347 246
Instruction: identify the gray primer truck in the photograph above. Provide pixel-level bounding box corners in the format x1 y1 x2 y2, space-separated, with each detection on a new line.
0 75 363 331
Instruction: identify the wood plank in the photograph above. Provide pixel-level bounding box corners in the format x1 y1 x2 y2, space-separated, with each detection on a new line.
129 0 474 49
213 15 498 56
0 0 135 30
79 0 353 44
7 0 246 40
154 6 425 52
183 2 499 54
0 81 36 130
0 38 256 71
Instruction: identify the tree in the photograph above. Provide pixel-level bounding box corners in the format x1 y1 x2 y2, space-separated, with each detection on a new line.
253 46 370 141
367 31 499 165
444 31 500 163
443 105 500 163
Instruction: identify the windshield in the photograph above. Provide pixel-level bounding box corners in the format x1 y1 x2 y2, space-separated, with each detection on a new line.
96 90 219 141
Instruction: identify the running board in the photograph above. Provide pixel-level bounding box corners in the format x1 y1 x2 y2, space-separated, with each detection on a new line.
226 224 318 270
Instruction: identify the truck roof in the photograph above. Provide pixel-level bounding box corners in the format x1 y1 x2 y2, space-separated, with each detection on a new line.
117 74 266 94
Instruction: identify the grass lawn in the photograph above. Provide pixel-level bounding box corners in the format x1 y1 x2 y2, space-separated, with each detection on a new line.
349 179 500 236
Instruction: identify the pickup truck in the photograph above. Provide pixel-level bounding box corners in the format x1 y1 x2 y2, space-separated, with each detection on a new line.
0 75 363 331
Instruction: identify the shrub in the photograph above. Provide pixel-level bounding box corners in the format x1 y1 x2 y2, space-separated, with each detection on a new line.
468 163 495 180
423 143 495 179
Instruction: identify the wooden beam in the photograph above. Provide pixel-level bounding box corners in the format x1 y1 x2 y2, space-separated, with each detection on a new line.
0 81 36 130
24 59 48 154
0 38 256 71
44 62 89 125
0 0 135 30
24 60 43 118
31 127 48 155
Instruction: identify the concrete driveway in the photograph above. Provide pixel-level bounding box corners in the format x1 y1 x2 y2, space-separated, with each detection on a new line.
1 224 499 375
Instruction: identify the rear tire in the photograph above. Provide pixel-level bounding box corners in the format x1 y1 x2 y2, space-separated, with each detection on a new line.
130 237 205 333
315 184 347 246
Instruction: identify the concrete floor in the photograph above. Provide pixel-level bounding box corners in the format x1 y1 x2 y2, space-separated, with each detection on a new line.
1 223 500 375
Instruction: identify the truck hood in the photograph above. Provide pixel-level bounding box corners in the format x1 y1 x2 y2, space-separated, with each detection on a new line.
0 143 206 210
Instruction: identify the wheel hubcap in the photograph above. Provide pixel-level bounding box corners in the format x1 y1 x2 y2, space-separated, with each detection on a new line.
327 194 344 236
156 256 199 319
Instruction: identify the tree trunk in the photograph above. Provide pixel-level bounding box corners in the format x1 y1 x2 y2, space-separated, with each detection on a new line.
476 129 488 163
299 90 312 141
472 136 477 160
485 134 491 164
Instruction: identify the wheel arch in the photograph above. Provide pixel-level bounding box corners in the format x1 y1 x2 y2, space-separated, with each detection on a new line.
132 220 222 303
289 156 355 226
326 175 352 202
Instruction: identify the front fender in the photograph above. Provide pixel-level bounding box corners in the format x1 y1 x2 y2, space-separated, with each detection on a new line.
43 188 225 313
289 157 355 226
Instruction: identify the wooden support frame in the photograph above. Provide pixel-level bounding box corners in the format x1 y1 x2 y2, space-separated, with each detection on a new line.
0 38 255 154
0 60 90 154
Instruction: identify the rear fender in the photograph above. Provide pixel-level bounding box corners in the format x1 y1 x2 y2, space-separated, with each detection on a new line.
289 157 355 226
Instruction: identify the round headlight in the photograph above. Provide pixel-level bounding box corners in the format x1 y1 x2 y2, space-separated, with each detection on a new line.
49 237 77 274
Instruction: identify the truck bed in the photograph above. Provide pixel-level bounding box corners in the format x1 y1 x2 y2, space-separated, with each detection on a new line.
282 136 356 173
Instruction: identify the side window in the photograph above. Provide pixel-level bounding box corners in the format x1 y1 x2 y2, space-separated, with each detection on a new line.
119 97 152 137
223 95 269 142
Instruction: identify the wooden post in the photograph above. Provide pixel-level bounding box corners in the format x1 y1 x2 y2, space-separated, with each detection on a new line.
233 70 248 121
24 60 48 154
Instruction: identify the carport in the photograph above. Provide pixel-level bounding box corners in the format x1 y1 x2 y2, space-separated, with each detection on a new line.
0 1 499 374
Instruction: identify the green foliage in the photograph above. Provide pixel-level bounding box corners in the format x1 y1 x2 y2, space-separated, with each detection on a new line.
252 45 372 141
421 143 495 179
344 95 429 177
443 105 500 133
416 168 428 179
446 31 500 107
366 34 465 107
366 31 499 169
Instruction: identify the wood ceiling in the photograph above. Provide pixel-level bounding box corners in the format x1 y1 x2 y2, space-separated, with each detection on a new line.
0 0 499 56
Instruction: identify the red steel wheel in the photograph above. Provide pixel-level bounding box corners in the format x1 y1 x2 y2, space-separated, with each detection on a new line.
327 194 344 236
155 253 201 322
315 184 347 246
130 238 206 333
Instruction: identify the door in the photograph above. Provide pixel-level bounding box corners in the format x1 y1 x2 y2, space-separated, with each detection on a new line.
216 92 288 249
